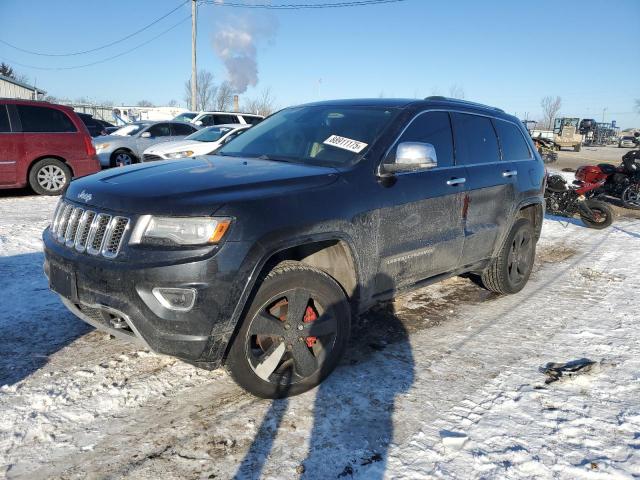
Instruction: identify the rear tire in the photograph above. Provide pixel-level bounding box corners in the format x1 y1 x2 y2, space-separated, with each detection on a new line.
226 261 351 398
479 217 536 294
580 200 613 229
28 158 71 196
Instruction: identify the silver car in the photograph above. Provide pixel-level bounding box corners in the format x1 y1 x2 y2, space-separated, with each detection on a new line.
94 121 200 167
619 136 637 148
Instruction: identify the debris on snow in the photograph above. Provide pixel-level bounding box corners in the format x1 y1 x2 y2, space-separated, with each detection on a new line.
540 358 597 384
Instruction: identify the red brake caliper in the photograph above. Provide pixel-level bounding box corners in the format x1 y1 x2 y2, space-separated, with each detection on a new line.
303 306 318 348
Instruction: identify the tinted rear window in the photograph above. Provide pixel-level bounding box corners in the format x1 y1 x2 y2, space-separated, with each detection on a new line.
147 123 172 137
451 113 500 164
392 111 454 167
0 105 10 132
214 114 238 125
494 120 532 160
17 105 77 133
242 116 263 125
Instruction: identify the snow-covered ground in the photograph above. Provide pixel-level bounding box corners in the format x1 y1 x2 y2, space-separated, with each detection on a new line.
1 193 639 480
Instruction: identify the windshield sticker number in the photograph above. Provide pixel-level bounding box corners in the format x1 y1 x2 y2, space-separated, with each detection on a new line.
323 135 368 153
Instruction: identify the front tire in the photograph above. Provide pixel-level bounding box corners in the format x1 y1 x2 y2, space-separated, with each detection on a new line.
226 261 351 398
28 158 71 195
621 184 640 210
110 149 137 167
580 200 613 229
480 217 536 294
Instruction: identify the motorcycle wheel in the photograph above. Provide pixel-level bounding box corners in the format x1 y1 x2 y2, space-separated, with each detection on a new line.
580 200 613 229
621 184 640 210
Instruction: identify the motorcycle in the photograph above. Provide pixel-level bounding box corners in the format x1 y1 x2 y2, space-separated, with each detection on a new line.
533 137 558 164
545 175 614 229
575 149 640 210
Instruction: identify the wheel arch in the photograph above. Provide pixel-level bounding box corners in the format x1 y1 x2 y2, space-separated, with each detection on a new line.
219 235 361 364
517 201 544 239
110 148 137 164
490 199 544 259
28 155 73 178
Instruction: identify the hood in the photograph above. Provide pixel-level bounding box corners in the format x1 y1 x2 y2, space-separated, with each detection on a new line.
65 156 339 215
93 134 133 147
145 140 213 155
93 135 113 144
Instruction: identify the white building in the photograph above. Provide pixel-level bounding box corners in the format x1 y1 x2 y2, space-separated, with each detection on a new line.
0 74 45 100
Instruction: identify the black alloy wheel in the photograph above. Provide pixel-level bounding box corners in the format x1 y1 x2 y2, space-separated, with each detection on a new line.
226 261 350 398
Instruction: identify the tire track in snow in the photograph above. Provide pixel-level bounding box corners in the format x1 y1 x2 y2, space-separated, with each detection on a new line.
388 220 640 479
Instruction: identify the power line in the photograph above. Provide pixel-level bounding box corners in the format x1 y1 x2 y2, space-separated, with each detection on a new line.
199 0 409 9
0 0 189 57
0 16 191 71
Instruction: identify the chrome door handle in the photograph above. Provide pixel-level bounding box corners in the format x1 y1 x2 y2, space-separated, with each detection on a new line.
502 170 518 178
446 177 466 186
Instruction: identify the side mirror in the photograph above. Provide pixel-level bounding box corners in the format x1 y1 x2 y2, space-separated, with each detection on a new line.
382 142 438 174
140 131 152 138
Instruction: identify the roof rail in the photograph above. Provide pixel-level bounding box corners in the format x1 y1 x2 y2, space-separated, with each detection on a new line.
424 96 504 113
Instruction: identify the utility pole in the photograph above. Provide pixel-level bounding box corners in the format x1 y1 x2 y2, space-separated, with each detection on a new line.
602 107 607 123
191 0 197 111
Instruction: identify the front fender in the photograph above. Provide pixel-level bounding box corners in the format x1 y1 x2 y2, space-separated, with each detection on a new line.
202 230 362 365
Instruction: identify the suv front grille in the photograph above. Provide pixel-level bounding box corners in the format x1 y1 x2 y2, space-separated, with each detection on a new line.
51 201 130 259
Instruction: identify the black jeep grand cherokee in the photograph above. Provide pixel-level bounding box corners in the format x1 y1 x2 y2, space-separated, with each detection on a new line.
44 97 545 398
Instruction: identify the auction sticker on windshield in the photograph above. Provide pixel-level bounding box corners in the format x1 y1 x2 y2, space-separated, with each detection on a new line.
323 135 368 153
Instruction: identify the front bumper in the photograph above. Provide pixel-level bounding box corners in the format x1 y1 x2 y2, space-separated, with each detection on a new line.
96 151 112 167
43 226 253 368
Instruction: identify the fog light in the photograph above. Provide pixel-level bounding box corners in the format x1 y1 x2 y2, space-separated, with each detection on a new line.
152 287 197 312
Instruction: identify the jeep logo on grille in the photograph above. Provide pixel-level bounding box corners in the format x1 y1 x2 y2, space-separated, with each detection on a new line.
77 190 93 202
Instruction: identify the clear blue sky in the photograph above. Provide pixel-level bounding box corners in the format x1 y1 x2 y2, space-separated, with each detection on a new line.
1 0 639 127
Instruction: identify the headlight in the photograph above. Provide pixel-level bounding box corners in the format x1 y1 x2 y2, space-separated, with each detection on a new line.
166 150 194 159
130 216 231 246
95 143 110 150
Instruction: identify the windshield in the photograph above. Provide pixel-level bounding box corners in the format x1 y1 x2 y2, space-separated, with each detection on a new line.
216 106 398 165
186 126 235 142
174 112 197 122
111 124 148 136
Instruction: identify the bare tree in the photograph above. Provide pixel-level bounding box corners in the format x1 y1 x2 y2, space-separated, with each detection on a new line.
242 88 277 117
1 62 29 84
183 70 217 111
137 100 154 107
215 82 234 111
449 84 465 99
541 96 562 130
167 99 178 107
14 73 29 84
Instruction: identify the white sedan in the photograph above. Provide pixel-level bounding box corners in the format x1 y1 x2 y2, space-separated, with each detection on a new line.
141 124 251 162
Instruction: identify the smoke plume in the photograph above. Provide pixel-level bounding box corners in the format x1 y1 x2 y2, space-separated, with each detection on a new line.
213 15 277 94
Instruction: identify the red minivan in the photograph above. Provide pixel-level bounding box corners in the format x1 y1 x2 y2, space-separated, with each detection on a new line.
0 99 100 195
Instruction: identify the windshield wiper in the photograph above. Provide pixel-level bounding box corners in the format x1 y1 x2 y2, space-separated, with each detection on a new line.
252 154 295 163
216 152 243 157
